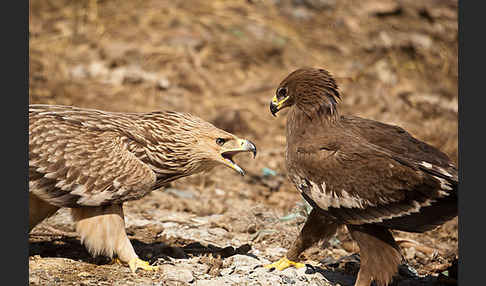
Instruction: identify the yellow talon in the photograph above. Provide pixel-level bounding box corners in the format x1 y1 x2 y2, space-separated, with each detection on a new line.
128 258 159 273
110 258 123 265
264 256 306 271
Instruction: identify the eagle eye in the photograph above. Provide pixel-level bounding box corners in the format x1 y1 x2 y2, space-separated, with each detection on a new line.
216 138 226 146
277 87 288 99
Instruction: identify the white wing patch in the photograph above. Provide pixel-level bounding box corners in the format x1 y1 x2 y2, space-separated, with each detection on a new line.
419 161 455 191
435 177 453 192
420 161 454 178
437 166 453 178
420 161 433 169
353 198 436 224
292 174 372 210
291 170 451 221
311 180 370 209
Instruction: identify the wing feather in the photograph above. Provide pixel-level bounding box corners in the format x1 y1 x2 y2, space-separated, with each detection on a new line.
288 123 457 230
29 109 156 208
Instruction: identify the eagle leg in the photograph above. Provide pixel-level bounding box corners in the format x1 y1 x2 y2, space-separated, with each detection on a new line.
265 209 338 271
71 204 157 273
347 224 402 286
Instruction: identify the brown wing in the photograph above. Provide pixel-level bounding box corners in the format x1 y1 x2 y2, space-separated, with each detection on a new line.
29 107 156 208
342 115 456 172
288 128 457 232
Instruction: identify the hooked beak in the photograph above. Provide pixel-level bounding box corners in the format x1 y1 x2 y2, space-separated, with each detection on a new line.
220 139 257 176
270 94 290 117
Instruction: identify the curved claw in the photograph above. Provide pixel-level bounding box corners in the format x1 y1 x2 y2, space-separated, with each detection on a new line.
264 256 306 271
110 258 123 265
128 258 159 273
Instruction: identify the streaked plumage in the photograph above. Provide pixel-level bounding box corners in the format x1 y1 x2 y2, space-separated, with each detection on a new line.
267 68 457 286
29 104 256 272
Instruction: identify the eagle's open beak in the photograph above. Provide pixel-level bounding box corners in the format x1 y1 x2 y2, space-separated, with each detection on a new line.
220 139 257 176
270 94 290 117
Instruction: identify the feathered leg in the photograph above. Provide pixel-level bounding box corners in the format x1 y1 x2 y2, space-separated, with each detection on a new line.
29 193 60 231
265 209 339 270
347 224 402 286
71 203 158 273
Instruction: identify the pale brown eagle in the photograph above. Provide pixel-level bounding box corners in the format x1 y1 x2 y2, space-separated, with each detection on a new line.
266 68 457 286
29 104 256 272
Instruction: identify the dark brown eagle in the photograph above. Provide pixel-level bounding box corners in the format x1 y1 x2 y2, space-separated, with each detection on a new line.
29 104 256 272
266 68 457 286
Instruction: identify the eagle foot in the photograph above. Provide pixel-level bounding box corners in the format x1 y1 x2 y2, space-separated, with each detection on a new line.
110 258 123 265
264 256 306 271
128 258 159 273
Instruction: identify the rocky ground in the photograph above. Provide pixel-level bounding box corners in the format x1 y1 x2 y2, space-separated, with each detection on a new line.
29 0 458 285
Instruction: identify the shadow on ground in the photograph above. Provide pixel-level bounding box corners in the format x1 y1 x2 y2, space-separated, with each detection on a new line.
29 236 254 265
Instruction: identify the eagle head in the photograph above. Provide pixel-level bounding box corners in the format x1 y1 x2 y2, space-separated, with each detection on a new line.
270 67 341 117
193 125 257 176
146 113 257 177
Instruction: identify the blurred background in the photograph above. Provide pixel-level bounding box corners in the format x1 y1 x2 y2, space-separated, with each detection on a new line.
29 0 458 284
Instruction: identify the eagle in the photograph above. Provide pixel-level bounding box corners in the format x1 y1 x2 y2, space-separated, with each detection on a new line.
29 104 257 273
266 68 457 286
